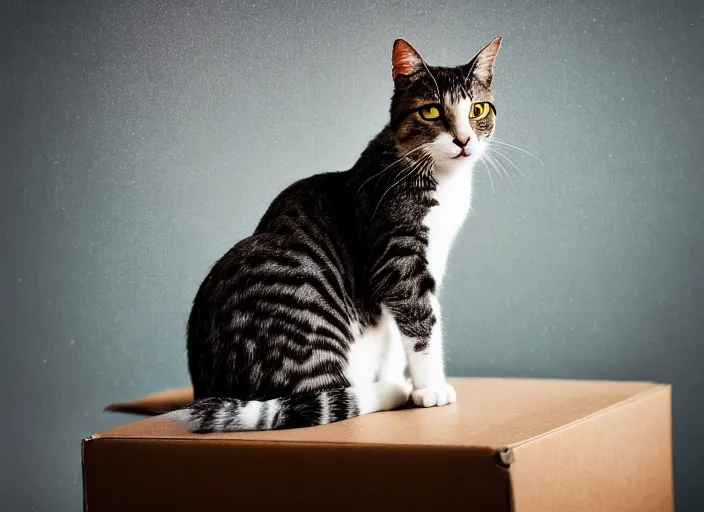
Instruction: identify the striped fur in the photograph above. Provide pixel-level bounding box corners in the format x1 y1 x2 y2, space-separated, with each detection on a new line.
171 37 502 432
167 381 412 432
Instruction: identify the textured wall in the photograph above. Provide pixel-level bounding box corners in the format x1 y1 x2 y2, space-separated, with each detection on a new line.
2 0 702 509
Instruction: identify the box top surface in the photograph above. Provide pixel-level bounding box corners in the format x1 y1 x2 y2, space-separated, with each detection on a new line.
92 377 664 450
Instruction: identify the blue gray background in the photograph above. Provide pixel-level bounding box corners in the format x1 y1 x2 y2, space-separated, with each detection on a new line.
2 0 702 509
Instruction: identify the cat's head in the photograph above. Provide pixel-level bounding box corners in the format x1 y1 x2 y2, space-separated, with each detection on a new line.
389 37 501 170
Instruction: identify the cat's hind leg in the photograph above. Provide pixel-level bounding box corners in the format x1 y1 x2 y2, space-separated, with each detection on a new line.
346 307 409 389
376 308 409 385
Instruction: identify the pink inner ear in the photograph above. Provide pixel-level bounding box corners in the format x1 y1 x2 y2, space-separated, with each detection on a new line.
392 42 421 79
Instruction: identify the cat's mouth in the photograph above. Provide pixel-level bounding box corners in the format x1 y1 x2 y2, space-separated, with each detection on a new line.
452 148 471 159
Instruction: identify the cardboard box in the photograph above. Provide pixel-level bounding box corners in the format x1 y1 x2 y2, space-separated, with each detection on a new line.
83 378 673 511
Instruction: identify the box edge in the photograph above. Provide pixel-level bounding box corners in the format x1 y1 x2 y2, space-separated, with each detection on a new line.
508 383 670 450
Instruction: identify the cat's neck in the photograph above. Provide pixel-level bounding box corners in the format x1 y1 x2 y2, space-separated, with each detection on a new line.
353 126 432 194
355 125 399 170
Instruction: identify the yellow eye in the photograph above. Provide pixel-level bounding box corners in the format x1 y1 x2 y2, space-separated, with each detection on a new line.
419 106 440 120
470 102 491 120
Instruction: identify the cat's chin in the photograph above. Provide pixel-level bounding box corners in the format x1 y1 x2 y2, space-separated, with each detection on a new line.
434 155 476 175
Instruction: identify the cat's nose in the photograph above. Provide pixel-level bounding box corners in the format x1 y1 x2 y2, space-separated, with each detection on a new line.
452 137 469 148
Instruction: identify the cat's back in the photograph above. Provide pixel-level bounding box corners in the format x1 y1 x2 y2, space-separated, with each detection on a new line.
253 170 354 235
189 169 357 320
187 169 358 397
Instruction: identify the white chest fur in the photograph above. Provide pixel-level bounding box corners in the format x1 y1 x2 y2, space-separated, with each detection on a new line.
423 163 474 286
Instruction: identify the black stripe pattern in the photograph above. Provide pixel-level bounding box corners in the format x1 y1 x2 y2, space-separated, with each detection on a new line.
181 387 361 432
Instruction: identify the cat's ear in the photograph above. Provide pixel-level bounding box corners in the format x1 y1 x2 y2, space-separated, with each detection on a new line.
392 39 425 88
466 36 502 86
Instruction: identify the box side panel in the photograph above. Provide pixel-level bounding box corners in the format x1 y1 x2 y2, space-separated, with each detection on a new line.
510 385 673 512
83 440 510 512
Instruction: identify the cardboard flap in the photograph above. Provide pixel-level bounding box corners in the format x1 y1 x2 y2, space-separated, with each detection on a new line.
105 387 193 415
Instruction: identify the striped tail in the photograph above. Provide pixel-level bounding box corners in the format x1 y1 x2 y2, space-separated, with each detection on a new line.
166 381 412 433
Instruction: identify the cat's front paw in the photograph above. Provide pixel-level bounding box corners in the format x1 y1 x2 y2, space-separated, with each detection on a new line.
411 383 457 407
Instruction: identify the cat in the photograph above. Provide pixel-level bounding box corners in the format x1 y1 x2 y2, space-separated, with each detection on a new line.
168 36 502 432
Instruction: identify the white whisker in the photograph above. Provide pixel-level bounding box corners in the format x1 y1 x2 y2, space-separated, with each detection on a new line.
374 149 429 194
489 147 534 184
486 152 516 190
357 145 430 195
490 138 544 166
422 62 441 101
487 154 505 181
372 154 433 218
481 159 496 194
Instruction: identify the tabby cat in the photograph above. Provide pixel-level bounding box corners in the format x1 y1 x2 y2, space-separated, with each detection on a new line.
169 37 502 432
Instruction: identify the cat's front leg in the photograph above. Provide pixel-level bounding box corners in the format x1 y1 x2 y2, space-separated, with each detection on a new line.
387 293 456 407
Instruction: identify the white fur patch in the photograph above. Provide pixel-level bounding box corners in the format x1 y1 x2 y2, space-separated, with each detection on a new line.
265 399 279 429
238 400 262 430
423 161 474 286
376 309 407 383
345 321 386 385
319 394 331 425
354 381 412 415
411 382 457 407
446 94 475 149
346 308 408 386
